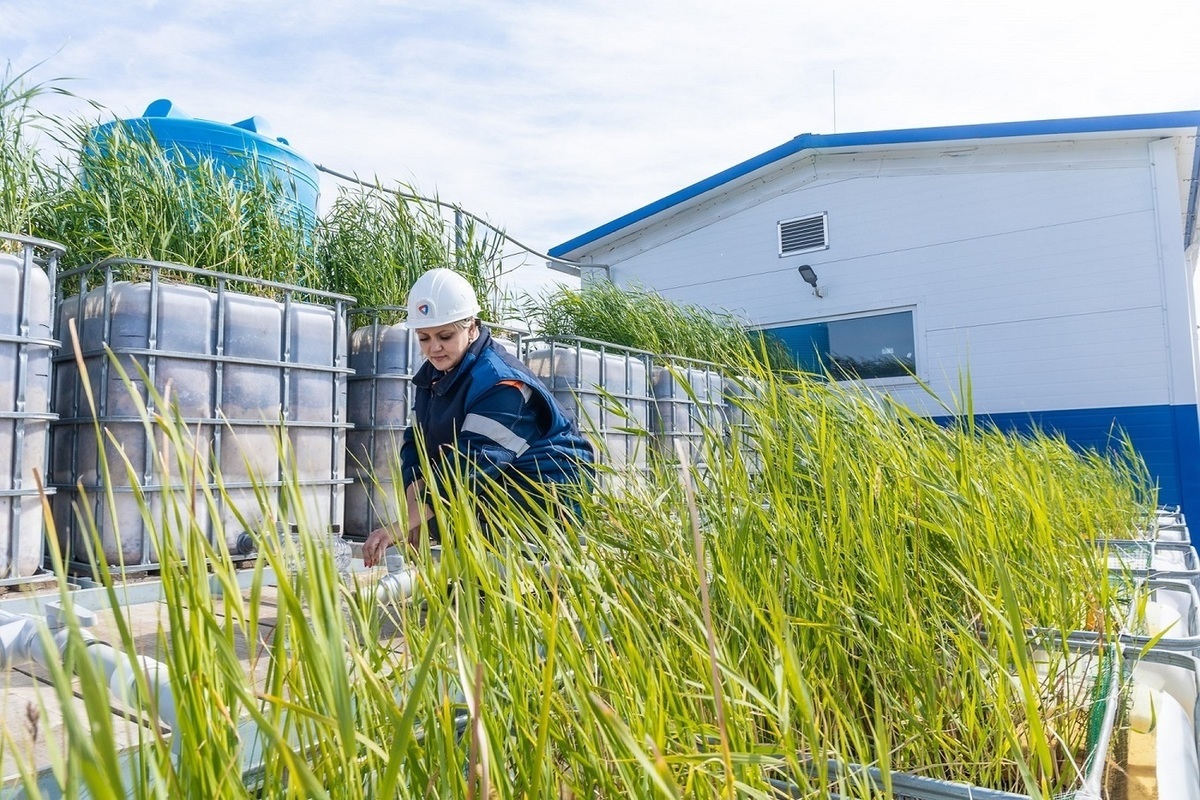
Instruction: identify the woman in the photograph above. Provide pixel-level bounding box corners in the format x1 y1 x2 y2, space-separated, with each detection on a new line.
362 268 594 567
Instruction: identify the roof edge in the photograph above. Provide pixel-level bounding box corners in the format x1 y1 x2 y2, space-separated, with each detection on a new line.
550 110 1200 259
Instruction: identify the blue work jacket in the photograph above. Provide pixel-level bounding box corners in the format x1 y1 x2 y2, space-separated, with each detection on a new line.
400 327 594 506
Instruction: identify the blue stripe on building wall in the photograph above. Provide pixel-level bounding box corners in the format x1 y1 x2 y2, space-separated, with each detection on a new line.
1172 404 1200 517
929 404 1200 525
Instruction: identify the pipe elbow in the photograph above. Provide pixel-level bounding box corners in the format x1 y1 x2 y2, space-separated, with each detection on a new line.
375 568 420 605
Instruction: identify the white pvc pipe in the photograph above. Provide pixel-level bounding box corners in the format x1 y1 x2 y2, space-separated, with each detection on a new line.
0 608 71 668
375 564 421 605
375 550 433 605
0 606 176 729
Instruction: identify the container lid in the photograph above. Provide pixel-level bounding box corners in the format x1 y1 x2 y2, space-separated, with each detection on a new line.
141 99 292 147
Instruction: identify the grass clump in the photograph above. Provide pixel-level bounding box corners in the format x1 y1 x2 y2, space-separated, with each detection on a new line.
9 346 1155 798
0 64 67 239
317 181 505 317
555 363 1143 795
33 117 320 289
524 280 793 369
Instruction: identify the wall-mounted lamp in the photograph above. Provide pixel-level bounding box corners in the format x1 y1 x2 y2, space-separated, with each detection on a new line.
797 264 824 298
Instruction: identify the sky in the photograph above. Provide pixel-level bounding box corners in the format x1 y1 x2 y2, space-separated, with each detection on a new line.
5 0 1200 298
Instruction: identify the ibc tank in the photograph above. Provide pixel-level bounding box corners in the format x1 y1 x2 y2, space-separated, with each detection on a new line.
0 234 62 582
524 336 652 488
723 375 763 474
89 99 319 233
652 361 728 467
345 310 421 540
50 258 351 571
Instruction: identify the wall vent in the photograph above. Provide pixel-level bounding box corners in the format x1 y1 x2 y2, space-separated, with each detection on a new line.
778 213 828 256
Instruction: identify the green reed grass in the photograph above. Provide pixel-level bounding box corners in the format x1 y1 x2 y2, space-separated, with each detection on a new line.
524 280 793 369
4 329 1153 798
0 64 70 239
32 118 320 291
318 181 505 317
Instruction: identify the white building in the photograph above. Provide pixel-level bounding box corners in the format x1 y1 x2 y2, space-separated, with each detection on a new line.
549 112 1200 518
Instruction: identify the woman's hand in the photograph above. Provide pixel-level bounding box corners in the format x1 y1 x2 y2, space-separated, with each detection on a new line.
364 481 432 568
363 522 425 567
362 526 397 568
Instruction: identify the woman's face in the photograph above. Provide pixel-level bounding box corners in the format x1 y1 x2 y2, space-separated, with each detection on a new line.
416 321 475 371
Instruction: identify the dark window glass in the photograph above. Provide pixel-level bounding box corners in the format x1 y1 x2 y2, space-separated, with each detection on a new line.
767 311 915 380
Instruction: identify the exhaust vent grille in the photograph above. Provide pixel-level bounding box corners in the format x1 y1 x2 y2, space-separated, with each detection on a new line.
779 214 828 256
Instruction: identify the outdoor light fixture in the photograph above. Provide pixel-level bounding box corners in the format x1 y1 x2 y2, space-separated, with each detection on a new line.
797 264 823 298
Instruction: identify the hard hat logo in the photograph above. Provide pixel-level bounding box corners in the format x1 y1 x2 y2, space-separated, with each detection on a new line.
403 268 482 330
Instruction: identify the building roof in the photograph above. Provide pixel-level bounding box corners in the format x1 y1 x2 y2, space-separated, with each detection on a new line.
550 110 1200 259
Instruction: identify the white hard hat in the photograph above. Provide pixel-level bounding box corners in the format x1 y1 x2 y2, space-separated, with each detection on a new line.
403 268 482 329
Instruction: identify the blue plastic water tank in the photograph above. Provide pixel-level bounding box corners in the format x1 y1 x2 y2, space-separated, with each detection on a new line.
91 99 320 231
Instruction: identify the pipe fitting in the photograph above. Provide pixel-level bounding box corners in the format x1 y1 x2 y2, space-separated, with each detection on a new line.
375 552 420 605
0 604 176 728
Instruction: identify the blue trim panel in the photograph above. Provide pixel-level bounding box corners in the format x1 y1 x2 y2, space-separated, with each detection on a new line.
928 404 1200 525
1173 405 1200 517
551 110 1200 258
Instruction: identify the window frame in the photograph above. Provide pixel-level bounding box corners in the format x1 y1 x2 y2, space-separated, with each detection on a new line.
764 306 921 386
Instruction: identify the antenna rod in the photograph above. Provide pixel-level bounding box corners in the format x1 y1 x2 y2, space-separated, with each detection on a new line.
832 69 837 133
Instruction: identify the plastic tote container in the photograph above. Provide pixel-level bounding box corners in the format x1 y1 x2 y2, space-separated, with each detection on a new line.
1103 538 1200 575
1068 577 1200 661
1122 647 1200 799
50 258 351 572
1124 578 1200 656
344 309 421 540
0 234 62 582
523 335 653 489
769 642 1126 798
723 374 763 474
651 358 728 467
1139 505 1190 542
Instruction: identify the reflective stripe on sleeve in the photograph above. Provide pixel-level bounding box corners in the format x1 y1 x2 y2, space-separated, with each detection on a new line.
461 413 531 456
498 379 533 401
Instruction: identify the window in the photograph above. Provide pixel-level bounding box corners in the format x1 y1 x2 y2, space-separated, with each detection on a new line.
778 213 828 256
767 310 916 381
